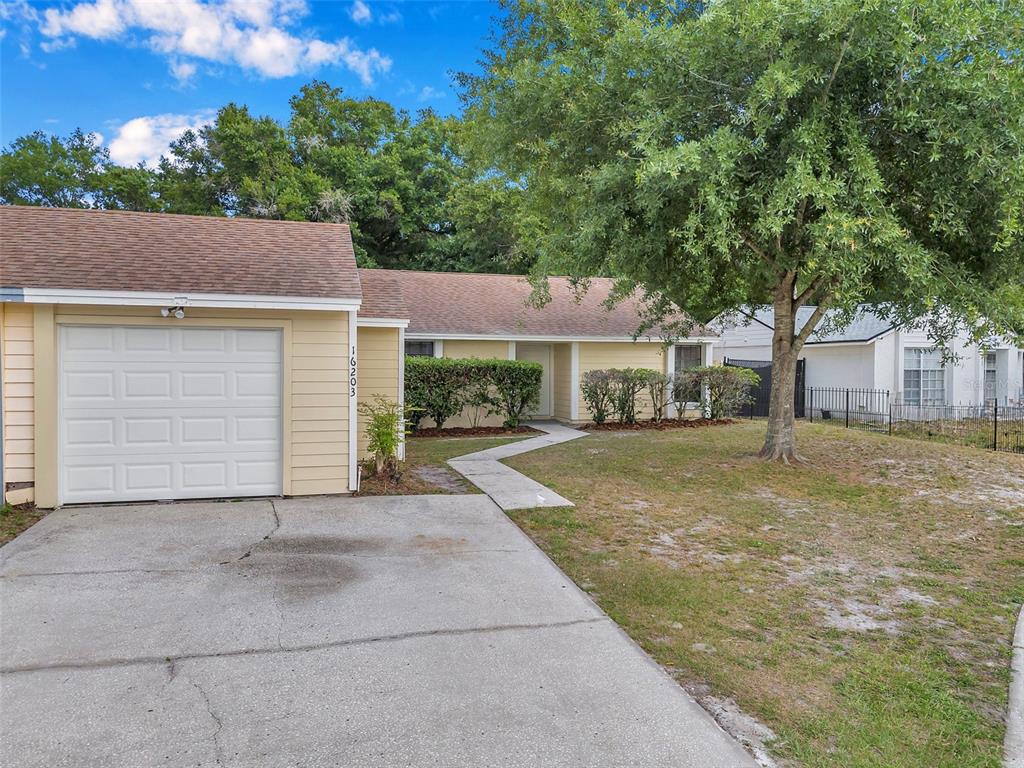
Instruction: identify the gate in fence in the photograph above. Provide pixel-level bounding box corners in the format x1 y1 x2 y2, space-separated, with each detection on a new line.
724 358 805 418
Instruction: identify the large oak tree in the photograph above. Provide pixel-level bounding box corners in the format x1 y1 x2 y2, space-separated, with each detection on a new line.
463 0 1024 460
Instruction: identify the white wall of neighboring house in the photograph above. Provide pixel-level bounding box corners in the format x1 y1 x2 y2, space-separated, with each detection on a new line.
715 314 1024 406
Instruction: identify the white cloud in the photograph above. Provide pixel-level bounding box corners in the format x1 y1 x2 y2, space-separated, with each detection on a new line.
107 111 212 167
169 59 197 84
37 0 391 84
378 9 402 25
418 85 445 102
349 0 371 25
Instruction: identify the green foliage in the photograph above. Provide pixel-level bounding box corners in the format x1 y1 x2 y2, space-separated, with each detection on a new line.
642 370 671 422
580 369 615 424
404 357 542 430
672 366 760 419
464 0 1024 453
1 80 531 274
358 395 412 476
404 357 475 429
490 359 543 428
609 368 654 424
0 130 158 210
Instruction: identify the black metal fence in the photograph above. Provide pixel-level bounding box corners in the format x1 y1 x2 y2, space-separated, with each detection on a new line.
803 386 1024 453
725 358 805 418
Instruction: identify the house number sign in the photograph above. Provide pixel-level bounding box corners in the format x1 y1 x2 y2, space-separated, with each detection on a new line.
349 345 357 397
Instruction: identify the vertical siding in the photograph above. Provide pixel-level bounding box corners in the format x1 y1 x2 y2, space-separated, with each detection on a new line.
552 343 572 420
356 326 401 458
2 304 35 503
442 339 509 360
577 342 665 421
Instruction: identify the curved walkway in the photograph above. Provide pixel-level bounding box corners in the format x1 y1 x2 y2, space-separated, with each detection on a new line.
447 421 587 511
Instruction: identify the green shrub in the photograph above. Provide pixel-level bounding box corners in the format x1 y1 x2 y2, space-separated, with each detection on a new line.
671 365 759 419
609 368 653 424
358 395 412 476
642 370 670 421
404 356 541 430
490 359 543 428
580 369 615 424
404 357 472 429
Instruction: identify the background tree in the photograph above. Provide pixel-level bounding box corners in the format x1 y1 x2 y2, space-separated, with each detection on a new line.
0 81 532 274
463 0 1024 461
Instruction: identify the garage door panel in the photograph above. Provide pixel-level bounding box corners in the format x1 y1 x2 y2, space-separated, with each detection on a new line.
60 326 283 503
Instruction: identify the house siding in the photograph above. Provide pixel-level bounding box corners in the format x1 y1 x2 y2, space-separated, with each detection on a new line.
25 304 352 507
552 343 572 420
357 326 401 458
577 342 665 421
1 304 36 504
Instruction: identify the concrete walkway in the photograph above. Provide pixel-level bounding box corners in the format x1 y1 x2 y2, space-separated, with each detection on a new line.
448 421 587 511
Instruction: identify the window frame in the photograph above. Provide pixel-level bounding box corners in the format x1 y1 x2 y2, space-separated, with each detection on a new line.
405 340 435 358
902 347 945 406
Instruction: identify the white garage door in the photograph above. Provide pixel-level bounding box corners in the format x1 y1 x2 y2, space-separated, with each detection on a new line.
60 325 283 504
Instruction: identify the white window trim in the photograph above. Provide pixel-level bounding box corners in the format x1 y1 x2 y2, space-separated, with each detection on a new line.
570 342 580 421
357 317 409 328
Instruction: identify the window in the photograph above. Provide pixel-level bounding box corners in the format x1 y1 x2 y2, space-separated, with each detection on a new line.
984 352 997 404
405 341 435 358
903 348 945 406
674 344 702 372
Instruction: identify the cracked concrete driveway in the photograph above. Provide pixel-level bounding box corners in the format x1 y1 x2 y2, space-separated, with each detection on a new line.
0 495 755 768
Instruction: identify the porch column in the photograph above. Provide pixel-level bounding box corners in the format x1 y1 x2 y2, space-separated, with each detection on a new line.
507 341 517 360
570 342 580 421
665 344 677 418
398 326 406 460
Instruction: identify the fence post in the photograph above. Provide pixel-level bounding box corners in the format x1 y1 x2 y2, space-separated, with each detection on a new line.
845 388 850 429
888 400 893 436
809 388 814 423
993 402 998 451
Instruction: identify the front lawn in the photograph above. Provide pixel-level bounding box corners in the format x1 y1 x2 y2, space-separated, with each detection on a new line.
0 503 47 546
505 421 1024 768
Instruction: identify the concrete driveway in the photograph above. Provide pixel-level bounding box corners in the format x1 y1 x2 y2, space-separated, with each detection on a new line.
0 495 755 768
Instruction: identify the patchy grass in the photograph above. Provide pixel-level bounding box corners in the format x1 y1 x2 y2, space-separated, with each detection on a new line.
505 421 1024 768
0 503 47 545
357 434 530 495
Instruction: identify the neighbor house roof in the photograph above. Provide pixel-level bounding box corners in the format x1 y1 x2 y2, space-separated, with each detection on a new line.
744 306 893 344
388 270 707 340
0 206 361 307
357 268 408 320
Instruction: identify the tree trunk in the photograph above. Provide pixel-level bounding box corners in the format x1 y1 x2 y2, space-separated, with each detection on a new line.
759 287 804 463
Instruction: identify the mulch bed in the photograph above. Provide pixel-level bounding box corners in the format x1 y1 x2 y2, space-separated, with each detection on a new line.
409 425 542 438
582 418 734 431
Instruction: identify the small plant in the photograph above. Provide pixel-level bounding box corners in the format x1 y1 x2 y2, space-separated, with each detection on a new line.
491 359 543 428
358 395 412 478
609 368 651 424
642 370 670 422
580 369 615 424
672 366 759 419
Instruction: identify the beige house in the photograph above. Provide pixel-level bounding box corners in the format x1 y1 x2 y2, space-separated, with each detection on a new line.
383 270 715 426
0 207 388 507
1 207 712 508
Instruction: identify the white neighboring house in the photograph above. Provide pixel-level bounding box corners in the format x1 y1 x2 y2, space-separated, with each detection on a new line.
713 307 1024 407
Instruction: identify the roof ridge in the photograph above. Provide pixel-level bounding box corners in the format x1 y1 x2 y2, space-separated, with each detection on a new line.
1 205 351 231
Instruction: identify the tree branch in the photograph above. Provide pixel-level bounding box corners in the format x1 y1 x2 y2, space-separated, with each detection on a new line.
794 272 831 308
743 234 776 270
821 28 854 106
795 290 837 346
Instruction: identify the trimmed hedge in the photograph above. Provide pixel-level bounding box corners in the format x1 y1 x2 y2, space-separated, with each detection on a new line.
405 357 542 430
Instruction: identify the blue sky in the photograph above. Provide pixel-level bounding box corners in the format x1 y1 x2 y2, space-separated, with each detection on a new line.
0 0 500 165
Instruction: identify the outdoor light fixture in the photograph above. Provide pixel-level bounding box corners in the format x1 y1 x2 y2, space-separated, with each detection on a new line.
161 306 186 319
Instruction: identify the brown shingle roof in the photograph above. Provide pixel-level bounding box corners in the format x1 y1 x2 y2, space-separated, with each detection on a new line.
388 270 704 339
0 206 361 301
357 268 408 319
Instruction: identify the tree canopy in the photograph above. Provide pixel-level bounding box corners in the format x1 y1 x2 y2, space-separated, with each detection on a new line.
463 0 1024 458
0 81 531 273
